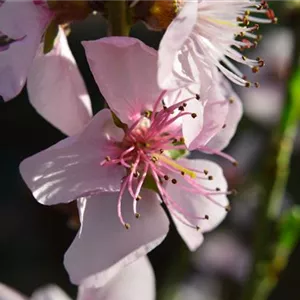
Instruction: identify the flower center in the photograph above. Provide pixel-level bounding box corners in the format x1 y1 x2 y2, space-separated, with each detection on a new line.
101 91 234 229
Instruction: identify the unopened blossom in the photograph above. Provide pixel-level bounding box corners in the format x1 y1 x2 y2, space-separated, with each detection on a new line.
158 0 276 90
0 0 92 135
0 257 154 300
20 37 241 286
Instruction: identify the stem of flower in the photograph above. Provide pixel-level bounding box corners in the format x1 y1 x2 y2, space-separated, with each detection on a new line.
240 17 300 300
106 0 130 36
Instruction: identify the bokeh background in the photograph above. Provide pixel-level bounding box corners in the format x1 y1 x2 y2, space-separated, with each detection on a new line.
1 2 300 299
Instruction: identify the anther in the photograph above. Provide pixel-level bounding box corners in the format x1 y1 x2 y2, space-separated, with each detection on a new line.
124 223 131 229
245 81 251 88
195 94 200 100
242 55 247 61
225 205 232 212
255 82 260 88
133 172 140 178
105 156 111 161
151 156 158 163
204 169 208 175
183 103 187 107
143 111 151 118
232 161 239 167
171 179 177 184
179 137 185 144
205 215 209 220
135 213 141 219
164 175 169 180
196 226 200 231
216 187 221 191
136 195 142 201
252 66 259 73
181 171 185 176
231 189 238 196
178 106 184 111
208 175 213 181
229 98 234 104
160 149 164 154
222 124 227 129
191 113 197 118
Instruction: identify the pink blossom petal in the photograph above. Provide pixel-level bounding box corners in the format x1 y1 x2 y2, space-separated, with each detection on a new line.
0 1 52 100
27 27 92 136
158 0 198 89
64 189 169 286
166 159 228 251
189 85 229 150
83 37 161 125
31 285 72 300
182 98 204 148
0 283 27 300
77 256 155 300
19 109 125 205
207 81 243 150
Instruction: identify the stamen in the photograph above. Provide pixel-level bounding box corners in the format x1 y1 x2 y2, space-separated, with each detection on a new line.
152 153 197 179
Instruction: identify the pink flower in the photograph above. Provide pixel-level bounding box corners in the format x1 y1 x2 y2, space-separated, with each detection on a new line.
0 1 92 135
19 37 241 286
158 0 276 90
0 257 154 300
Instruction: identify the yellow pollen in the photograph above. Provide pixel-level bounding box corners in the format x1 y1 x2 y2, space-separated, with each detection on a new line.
152 154 197 179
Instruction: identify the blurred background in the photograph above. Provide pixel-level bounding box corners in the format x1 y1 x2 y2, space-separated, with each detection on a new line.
1 2 300 299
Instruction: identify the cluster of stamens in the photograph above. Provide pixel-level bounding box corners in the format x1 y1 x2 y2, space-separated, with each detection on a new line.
101 91 237 230
193 1 276 89
232 0 277 87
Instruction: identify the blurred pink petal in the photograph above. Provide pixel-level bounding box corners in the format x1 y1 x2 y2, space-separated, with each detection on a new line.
0 283 72 300
193 231 250 282
31 285 72 300
0 283 27 300
65 190 169 286
20 109 125 205
0 0 52 100
27 27 92 136
77 257 155 300
166 159 228 251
